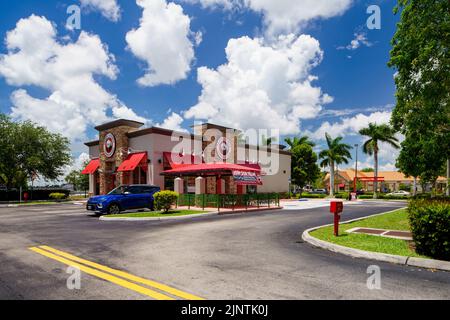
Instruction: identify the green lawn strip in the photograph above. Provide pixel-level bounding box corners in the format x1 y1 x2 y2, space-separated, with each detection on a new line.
310 209 426 258
106 210 210 218
16 201 60 206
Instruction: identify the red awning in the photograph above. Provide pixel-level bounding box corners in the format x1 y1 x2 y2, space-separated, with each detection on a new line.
117 152 147 172
161 163 261 176
81 159 100 175
163 152 202 169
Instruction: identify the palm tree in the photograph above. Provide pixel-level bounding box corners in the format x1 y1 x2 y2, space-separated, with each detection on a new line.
260 135 278 146
285 136 315 149
359 123 400 199
319 133 353 197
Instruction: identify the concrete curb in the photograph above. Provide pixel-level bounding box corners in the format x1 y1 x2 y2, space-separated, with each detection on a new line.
301 209 450 272
99 206 283 222
99 211 219 221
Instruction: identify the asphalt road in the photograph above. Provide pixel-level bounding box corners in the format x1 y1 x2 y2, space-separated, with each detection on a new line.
0 201 449 300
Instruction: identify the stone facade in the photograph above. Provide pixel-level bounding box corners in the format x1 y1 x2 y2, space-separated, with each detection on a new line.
98 125 140 194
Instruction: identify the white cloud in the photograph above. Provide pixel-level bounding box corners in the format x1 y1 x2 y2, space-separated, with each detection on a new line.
156 112 188 132
183 0 235 10
184 0 353 36
0 15 147 142
126 0 198 86
80 0 121 22
184 34 331 134
337 32 372 50
308 111 392 140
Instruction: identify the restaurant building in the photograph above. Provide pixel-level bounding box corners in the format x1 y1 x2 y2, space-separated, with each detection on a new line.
82 119 291 196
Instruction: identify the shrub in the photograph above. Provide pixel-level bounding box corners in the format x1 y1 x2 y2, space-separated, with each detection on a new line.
300 193 327 199
154 191 179 213
408 200 450 261
335 192 349 199
49 193 68 201
358 195 373 199
278 192 291 199
382 194 410 200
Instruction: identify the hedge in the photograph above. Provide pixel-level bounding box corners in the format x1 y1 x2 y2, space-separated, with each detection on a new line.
299 193 327 199
335 192 350 199
0 188 71 202
408 200 450 261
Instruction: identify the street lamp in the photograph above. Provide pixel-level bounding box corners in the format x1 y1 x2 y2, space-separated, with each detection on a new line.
354 144 359 193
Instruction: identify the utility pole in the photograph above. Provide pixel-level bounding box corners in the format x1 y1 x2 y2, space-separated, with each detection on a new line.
354 144 359 192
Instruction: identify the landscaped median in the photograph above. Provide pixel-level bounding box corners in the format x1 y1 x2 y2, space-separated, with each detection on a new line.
302 207 450 272
100 209 215 221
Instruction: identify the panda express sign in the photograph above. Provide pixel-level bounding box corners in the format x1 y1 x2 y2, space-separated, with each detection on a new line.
232 170 263 186
103 133 116 158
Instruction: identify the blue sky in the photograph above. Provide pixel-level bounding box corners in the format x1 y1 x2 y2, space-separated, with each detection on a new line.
0 0 401 172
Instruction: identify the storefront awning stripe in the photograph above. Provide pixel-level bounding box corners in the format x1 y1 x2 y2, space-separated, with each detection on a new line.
161 163 261 176
117 152 147 172
81 159 100 175
163 152 202 169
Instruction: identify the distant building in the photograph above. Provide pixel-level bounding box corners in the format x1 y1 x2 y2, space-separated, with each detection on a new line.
324 169 447 193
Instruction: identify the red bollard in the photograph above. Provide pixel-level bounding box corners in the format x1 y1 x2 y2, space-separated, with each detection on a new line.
330 201 344 236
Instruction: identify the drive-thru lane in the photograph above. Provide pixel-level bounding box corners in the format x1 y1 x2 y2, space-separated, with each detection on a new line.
0 201 449 300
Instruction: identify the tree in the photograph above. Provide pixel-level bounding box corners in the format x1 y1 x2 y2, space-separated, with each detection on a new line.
66 167 89 194
318 134 353 197
260 135 278 146
285 136 315 149
0 114 71 189
396 136 422 195
361 168 374 173
0 115 24 189
359 123 400 199
389 0 450 194
290 143 320 194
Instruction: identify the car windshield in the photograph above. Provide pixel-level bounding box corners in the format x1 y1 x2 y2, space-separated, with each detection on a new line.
108 186 128 195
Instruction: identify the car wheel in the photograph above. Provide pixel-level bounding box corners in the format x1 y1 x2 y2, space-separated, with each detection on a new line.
107 204 121 215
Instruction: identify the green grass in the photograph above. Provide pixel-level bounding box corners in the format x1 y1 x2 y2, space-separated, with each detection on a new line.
310 209 426 258
106 210 210 218
16 201 60 206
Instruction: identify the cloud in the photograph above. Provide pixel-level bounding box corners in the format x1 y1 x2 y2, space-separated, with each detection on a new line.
156 112 188 132
80 0 121 22
308 111 392 140
0 15 147 142
184 0 353 36
126 0 199 86
318 104 393 119
337 32 372 50
184 34 331 134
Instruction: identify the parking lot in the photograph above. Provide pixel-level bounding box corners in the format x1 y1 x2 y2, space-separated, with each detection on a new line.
0 201 449 300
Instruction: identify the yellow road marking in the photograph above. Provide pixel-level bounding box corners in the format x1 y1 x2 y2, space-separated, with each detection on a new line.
29 247 174 300
34 245 203 300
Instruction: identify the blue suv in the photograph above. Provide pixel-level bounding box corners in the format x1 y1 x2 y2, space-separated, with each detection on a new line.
86 185 160 215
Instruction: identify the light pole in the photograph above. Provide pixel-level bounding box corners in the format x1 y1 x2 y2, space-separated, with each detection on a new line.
354 144 359 193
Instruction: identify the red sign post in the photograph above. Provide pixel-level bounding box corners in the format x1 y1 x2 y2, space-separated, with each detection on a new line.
330 201 344 236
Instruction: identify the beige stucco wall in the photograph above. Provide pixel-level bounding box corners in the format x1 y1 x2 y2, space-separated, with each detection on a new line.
258 152 291 193
88 130 291 193
88 145 100 159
